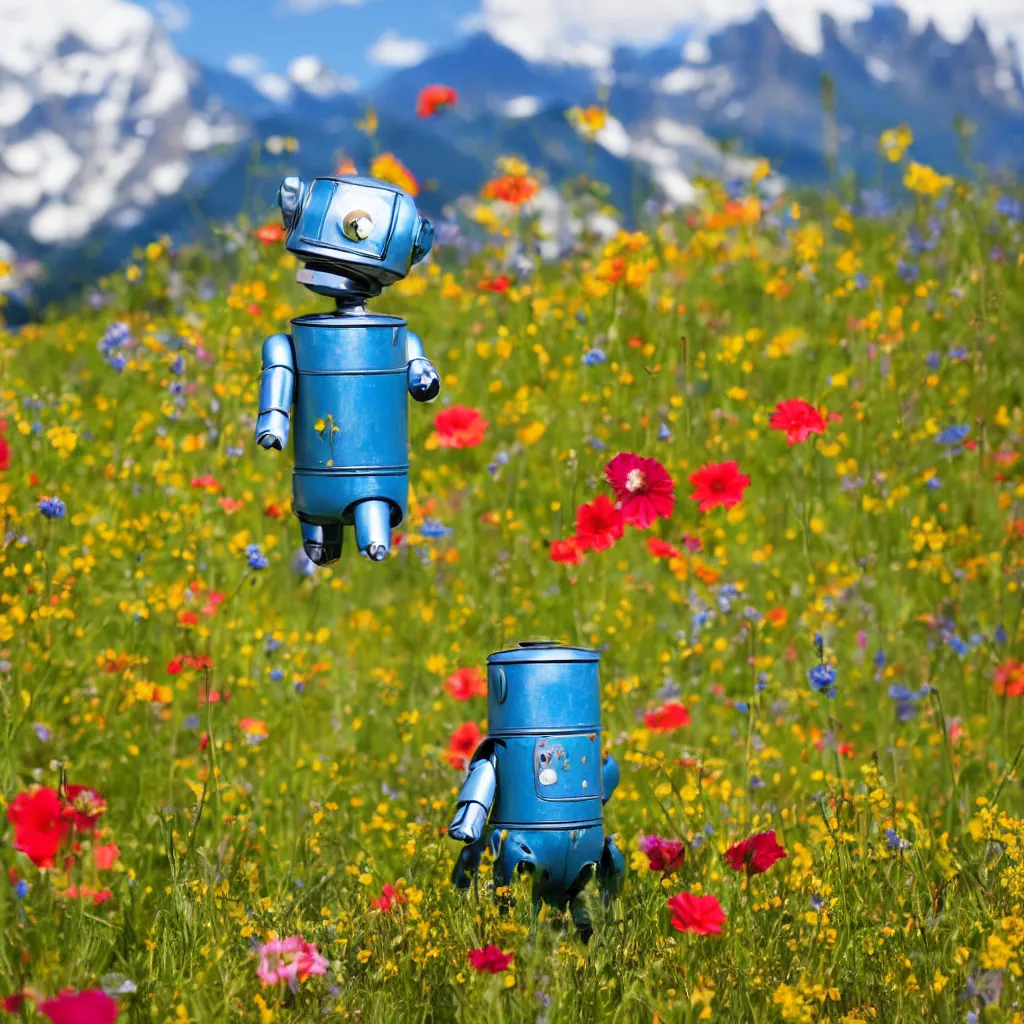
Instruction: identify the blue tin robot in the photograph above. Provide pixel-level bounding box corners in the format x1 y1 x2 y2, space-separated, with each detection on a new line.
448 641 625 939
254 174 440 564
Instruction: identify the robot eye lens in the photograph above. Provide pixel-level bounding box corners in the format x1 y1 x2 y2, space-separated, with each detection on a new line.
342 209 374 241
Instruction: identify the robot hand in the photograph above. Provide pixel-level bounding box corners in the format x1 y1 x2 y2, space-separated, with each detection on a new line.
448 801 487 843
407 358 440 403
255 410 290 450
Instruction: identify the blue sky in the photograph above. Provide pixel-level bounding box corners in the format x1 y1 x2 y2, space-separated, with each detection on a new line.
138 0 481 89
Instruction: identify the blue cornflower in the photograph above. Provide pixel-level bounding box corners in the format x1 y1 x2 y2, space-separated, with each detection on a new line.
925 351 941 369
854 272 869 290
170 355 185 375
37 496 66 519
265 636 281 653
582 348 606 366
898 260 919 283
420 518 453 539
996 195 1022 220
245 544 268 570
270 668 284 682
810 893 824 910
927 477 942 490
727 178 746 200
735 701 749 714
749 774 765 789
183 714 200 730
14 879 30 899
885 827 910 851
948 346 967 361
108 353 126 372
936 424 969 446
994 624 1008 645
809 662 836 698
98 321 131 353
949 635 968 655
658 422 672 441
743 606 762 622
585 436 607 451
888 683 930 722
33 723 51 743
874 650 886 668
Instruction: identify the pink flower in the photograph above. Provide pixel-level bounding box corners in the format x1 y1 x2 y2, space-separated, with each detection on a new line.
467 945 515 973
604 453 675 528
38 989 119 1024
639 834 686 872
256 935 328 988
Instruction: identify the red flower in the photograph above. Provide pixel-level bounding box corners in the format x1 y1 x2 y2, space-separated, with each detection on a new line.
467 945 515 973
550 537 584 564
479 275 511 293
645 701 691 731
724 830 788 876
446 722 482 769
769 399 827 446
605 453 675 528
93 843 120 871
167 657 183 675
264 502 286 519
256 222 285 247
647 537 682 560
688 461 751 512
416 84 458 118
0 436 9 473
2 994 25 1013
38 989 119 1024
639 835 686 872
482 175 540 206
190 474 219 491
995 659 1024 698
6 787 71 868
62 785 106 834
574 495 624 552
434 406 489 449
445 667 487 701
667 892 726 935
371 883 408 912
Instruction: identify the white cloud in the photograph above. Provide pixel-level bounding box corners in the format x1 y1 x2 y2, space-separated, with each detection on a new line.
253 72 292 102
154 0 190 32
287 55 358 94
475 0 1024 66
226 53 263 77
367 30 429 67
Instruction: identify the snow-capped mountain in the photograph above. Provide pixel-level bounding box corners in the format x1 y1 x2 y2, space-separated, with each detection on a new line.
1 0 1023 319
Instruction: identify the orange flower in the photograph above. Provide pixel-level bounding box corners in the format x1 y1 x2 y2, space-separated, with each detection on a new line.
336 157 358 175
416 84 458 118
256 222 285 246
481 173 540 206
994 659 1024 697
369 152 419 196
433 406 488 449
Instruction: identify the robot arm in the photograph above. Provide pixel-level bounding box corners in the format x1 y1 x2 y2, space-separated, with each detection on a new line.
448 751 496 843
255 333 295 450
406 330 441 403
601 754 620 804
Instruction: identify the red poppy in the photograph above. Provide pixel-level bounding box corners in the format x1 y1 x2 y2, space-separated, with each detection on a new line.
38 989 119 1024
639 835 686 872
479 275 511 293
416 84 458 118
190 474 219 491
0 432 9 473
481 175 540 206
769 399 827 446
445 667 487 701
605 453 675 528
995 659 1024 698
550 537 584 564
647 537 683 560
434 406 489 449
371 883 408 912
724 829 788 875
667 892 726 935
167 656 183 675
467 945 515 973
256 222 285 246
62 786 106 834
264 502 286 519
688 461 751 512
6 788 71 868
574 495 624 552
645 701 691 731
2 994 25 1013
446 722 482 769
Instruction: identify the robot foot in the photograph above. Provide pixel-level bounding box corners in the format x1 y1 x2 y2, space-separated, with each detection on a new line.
353 500 392 561
570 896 594 945
300 522 343 566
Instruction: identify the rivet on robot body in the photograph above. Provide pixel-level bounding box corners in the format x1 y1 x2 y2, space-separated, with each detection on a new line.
448 641 625 941
254 174 441 564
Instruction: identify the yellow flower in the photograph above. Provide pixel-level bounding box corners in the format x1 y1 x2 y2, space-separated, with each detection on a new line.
879 123 913 161
370 152 419 196
567 104 607 136
903 161 953 197
357 107 378 137
517 421 546 446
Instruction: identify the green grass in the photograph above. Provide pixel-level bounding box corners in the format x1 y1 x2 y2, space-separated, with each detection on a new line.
0 166 1023 1024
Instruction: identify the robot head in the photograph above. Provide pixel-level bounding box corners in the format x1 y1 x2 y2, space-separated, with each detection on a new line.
277 174 433 301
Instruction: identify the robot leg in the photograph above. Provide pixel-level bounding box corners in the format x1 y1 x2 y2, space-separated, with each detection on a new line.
598 834 626 904
492 831 538 915
452 836 487 890
300 521 343 566
353 500 392 561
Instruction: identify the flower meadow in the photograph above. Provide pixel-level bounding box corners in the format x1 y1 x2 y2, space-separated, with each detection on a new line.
1 127 1024 1023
